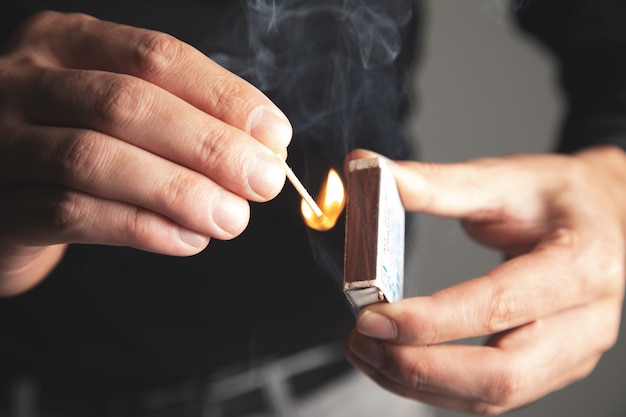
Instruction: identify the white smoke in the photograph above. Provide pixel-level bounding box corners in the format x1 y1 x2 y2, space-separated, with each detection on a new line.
206 0 415 160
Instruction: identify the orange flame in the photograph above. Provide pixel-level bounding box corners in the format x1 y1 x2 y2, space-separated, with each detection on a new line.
301 169 346 231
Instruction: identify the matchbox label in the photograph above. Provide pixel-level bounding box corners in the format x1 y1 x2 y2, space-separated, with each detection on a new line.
377 160 404 303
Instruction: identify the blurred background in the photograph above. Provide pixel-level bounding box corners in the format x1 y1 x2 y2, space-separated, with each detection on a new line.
407 1 626 416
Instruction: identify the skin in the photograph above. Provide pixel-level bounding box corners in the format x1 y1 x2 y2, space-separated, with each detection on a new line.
0 12 292 296
345 146 626 415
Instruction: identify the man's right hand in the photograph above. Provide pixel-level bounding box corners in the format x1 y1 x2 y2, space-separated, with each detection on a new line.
0 11 292 295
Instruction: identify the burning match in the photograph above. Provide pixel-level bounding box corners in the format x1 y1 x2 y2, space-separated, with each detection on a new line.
278 157 325 218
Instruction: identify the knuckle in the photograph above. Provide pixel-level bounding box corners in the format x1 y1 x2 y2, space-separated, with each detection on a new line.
485 283 520 334
404 358 433 392
132 31 184 79
121 207 153 244
209 76 247 116
193 125 230 169
158 171 200 218
58 130 107 186
484 368 524 409
96 75 148 124
52 190 84 233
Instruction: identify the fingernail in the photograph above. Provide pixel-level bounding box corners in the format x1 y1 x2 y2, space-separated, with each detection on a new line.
247 107 293 151
248 152 285 198
177 227 209 249
350 337 384 368
357 311 397 340
211 190 249 238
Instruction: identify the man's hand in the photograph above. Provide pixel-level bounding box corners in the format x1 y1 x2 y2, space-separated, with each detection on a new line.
345 146 626 415
0 12 292 295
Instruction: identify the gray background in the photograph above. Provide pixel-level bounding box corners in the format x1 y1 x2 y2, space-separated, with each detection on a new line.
408 1 626 416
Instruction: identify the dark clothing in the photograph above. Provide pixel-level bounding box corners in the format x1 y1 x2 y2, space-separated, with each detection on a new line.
515 0 626 152
1 0 626 399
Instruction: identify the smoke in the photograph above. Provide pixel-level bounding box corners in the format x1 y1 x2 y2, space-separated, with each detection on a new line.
241 0 410 83
202 0 417 287
206 0 415 165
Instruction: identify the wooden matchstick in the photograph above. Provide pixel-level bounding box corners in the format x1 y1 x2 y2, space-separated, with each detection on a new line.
343 157 405 311
278 158 324 218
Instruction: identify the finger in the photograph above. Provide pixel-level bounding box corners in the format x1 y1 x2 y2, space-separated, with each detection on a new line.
350 344 602 415
355 227 611 344
345 343 509 415
347 297 619 413
347 149 548 219
345 149 557 255
0 186 210 256
3 125 250 240
14 11 292 151
14 67 285 201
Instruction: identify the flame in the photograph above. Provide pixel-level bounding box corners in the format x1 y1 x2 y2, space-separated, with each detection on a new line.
301 169 346 231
